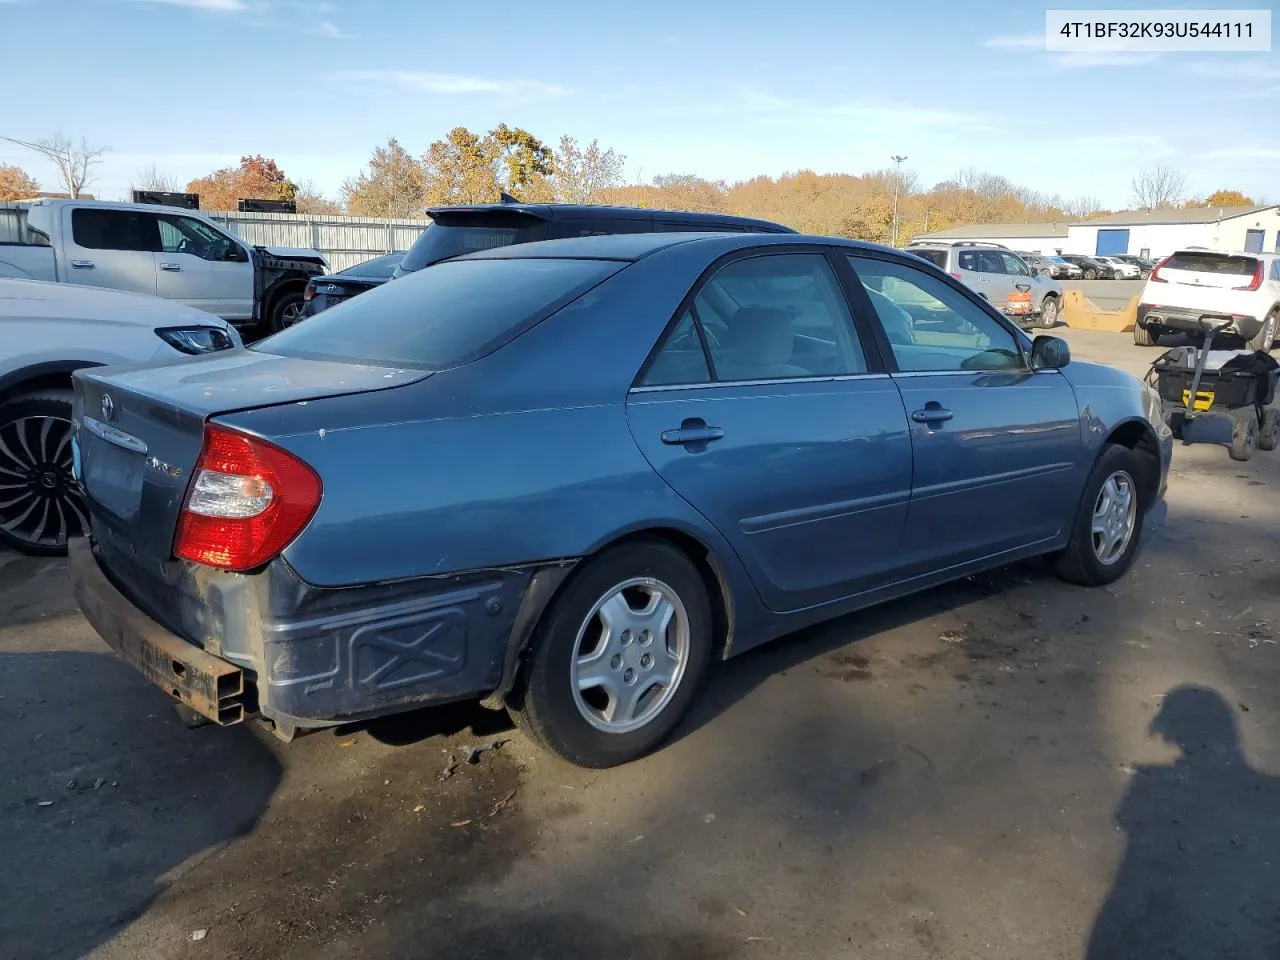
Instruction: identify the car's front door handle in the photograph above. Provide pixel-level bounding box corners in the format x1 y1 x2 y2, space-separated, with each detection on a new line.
159 262 182 272
70 260 94 269
661 420 725 446
911 405 954 424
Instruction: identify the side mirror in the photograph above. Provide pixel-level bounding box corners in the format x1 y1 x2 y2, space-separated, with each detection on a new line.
1031 335 1070 370
223 245 247 263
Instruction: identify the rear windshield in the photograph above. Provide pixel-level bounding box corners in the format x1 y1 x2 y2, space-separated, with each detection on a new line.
340 252 403 278
908 249 947 269
1164 252 1259 276
398 212 550 273
259 257 624 369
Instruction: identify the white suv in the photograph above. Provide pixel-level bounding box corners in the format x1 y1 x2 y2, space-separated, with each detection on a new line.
1094 256 1142 280
1135 250 1280 350
0 278 241 555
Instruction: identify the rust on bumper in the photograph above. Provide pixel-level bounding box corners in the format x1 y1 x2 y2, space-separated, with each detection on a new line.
68 538 245 725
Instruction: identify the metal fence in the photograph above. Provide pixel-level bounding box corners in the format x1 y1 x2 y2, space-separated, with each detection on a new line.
206 211 431 271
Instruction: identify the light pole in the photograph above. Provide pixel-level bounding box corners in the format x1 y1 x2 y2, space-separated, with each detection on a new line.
890 154 908 247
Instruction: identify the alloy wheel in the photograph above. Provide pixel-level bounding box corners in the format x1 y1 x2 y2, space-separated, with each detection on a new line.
1091 470 1137 566
0 414 88 551
570 577 691 734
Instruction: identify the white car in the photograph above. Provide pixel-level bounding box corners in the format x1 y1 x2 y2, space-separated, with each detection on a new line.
1135 250 1280 350
0 278 241 555
1094 256 1142 280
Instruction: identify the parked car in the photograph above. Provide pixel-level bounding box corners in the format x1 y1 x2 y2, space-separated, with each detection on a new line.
905 241 1063 327
300 252 403 320
0 278 241 555
1094 256 1142 280
1060 255 1114 280
1022 254 1082 280
0 199 328 334
1114 255 1155 279
68 232 1171 767
390 200 795 279
1134 250 1280 350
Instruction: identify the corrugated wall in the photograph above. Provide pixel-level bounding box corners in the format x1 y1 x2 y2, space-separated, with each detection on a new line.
206 212 431 271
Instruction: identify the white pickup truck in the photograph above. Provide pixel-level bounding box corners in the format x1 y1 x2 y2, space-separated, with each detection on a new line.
0 199 328 334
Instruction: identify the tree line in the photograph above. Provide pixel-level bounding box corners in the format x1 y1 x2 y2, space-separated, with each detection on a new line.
0 128 1265 246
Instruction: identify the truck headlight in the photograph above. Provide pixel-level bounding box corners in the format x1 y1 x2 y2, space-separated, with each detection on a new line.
156 326 237 355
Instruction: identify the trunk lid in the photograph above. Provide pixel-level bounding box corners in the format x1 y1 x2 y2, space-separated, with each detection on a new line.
1158 251 1260 291
72 350 426 561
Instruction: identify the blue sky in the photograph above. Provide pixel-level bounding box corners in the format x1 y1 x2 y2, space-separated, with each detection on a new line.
1 0 1277 209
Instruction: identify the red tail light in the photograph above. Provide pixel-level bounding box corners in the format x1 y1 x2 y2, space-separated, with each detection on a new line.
174 425 321 572
1148 257 1170 283
1235 261 1264 291
948 272 962 280
302 281 316 302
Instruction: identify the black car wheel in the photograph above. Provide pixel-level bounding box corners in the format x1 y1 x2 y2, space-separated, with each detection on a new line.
0 389 88 556
1083 268 1097 280
1247 309 1278 353
509 538 714 768
266 290 306 335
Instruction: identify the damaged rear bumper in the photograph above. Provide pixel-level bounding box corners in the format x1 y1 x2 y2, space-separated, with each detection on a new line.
69 534 574 730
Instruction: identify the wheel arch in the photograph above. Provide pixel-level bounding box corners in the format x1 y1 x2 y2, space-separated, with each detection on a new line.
1103 417 1162 506
486 524 738 710
262 277 308 325
0 360 104 408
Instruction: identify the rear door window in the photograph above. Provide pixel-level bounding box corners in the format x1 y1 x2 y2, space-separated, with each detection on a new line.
398 211 549 273
70 209 156 252
907 248 948 269
957 250 1004 274
658 221 745 233
260 257 624 369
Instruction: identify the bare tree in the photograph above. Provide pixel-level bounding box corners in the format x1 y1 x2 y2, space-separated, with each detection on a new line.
130 162 180 194
1130 167 1188 211
1064 194 1103 218
1 133 108 198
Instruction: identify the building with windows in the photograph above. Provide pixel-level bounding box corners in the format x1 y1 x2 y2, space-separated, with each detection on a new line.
912 206 1280 261
1062 205 1280 259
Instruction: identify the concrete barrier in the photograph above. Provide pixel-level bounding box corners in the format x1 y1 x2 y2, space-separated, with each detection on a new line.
1062 290 1138 333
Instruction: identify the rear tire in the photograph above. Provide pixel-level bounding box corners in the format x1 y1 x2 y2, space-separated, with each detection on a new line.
1230 416 1258 462
0 389 88 556
1247 309 1278 353
1133 322 1157 346
1259 408 1279 452
1053 444 1148 586
1039 295 1060 328
508 539 714 768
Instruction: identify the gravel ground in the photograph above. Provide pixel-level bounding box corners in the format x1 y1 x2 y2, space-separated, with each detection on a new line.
2 328 1277 960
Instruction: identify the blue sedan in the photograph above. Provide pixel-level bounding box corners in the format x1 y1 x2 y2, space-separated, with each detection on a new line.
68 232 1172 767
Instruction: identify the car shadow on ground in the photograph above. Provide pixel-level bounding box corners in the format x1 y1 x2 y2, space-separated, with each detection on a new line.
1086 685 1280 958
0 649 283 960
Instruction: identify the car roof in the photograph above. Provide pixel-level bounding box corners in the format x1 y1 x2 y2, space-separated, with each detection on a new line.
425 201 794 233
455 231 908 263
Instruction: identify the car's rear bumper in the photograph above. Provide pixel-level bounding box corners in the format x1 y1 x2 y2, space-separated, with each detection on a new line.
1138 304 1263 339
69 534 569 730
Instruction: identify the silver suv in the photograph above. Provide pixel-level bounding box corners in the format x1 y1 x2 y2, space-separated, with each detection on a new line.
905 241 1064 328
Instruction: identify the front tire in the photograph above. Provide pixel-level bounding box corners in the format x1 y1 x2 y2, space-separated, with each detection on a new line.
509 539 714 768
265 290 305 335
1083 268 1097 280
1230 416 1258 462
1054 444 1148 586
0 389 88 556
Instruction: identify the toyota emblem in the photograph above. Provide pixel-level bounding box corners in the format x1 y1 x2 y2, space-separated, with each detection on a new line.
100 394 115 421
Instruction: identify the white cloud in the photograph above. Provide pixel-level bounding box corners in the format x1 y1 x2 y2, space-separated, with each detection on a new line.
314 19 354 39
984 33 1043 52
735 87 993 132
330 69 569 99
1186 59 1280 81
1202 145 1280 161
128 0 249 10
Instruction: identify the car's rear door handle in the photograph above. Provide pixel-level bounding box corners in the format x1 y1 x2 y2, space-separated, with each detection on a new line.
70 260 94 269
661 420 725 446
911 405 954 424
159 262 182 272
